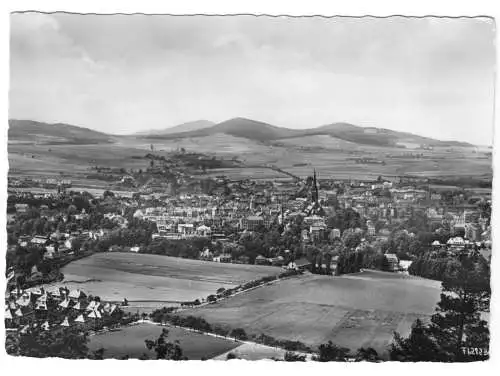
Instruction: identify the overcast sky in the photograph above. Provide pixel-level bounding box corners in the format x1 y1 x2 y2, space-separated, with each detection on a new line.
9 13 496 145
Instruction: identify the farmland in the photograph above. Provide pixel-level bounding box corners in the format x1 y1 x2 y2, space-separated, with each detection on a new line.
88 323 240 359
179 270 442 356
8 142 150 177
43 253 281 309
8 130 491 182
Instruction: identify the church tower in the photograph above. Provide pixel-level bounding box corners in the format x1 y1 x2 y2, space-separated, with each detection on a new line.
312 169 319 204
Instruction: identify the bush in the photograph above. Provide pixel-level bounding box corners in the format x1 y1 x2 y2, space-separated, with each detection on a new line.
284 352 306 362
230 328 248 341
226 352 238 360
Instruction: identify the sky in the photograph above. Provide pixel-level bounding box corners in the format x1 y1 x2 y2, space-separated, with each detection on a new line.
9 13 496 145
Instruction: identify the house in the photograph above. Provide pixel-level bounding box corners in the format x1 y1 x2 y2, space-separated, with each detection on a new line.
196 225 211 237
44 244 59 259
294 257 312 271
329 228 341 241
310 225 326 242
399 260 413 274
133 209 145 219
213 254 232 263
255 255 269 265
64 237 77 250
447 236 466 250
30 236 50 247
384 254 399 272
68 289 86 300
270 256 285 267
432 240 442 249
18 236 31 247
199 248 214 260
241 215 265 231
15 203 29 214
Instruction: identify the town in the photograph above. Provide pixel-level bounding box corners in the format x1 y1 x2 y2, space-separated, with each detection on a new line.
7 159 492 281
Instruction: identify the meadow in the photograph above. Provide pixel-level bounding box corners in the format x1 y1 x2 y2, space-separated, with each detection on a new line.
8 133 491 181
180 270 442 355
88 323 240 359
43 253 281 308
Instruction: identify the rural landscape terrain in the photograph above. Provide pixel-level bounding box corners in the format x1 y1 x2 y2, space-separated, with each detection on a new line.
6 13 493 363
6 116 492 361
8 118 492 185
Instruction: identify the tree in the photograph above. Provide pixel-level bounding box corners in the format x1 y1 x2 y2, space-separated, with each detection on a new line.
428 254 490 360
390 254 490 362
315 341 350 362
103 190 115 199
342 231 362 250
213 325 229 338
6 326 91 359
355 347 381 362
145 328 186 360
390 319 445 361
230 328 248 341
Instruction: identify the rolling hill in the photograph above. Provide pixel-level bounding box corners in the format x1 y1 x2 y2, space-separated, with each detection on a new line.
8 118 474 149
8 118 488 181
141 117 302 143
8 119 113 145
142 118 473 148
134 120 215 136
301 122 465 148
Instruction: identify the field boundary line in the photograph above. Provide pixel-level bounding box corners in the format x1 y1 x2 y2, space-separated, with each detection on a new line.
139 319 314 360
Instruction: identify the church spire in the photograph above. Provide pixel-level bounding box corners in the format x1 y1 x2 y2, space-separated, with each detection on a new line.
312 168 319 204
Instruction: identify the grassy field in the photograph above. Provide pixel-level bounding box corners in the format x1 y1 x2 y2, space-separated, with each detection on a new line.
8 133 491 181
212 342 289 361
8 142 149 176
180 270 442 355
88 323 240 359
43 253 281 307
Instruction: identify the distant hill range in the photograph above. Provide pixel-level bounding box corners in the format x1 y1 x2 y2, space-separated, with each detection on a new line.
139 117 473 148
8 119 113 145
8 117 473 148
134 120 215 136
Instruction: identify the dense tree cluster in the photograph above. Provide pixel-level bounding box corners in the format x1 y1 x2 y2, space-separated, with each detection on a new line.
390 254 490 362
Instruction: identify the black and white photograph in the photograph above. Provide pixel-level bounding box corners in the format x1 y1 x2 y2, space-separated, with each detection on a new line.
4 9 494 362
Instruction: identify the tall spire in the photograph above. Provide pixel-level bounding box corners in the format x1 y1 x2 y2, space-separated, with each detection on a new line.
312 168 319 203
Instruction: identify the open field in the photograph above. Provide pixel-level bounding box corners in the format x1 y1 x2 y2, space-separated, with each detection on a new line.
204 167 290 180
212 342 289 361
42 253 281 307
180 270 442 355
88 323 240 359
8 132 491 181
8 142 149 176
